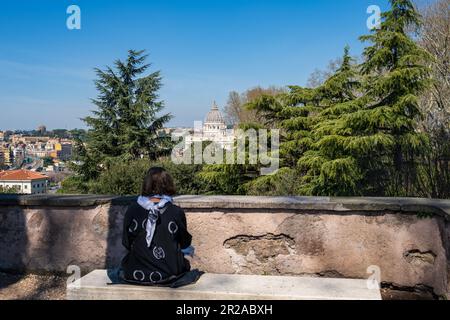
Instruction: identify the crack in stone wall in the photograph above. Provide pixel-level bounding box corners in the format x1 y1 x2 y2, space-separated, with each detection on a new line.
223 233 296 274
224 234 296 259
404 250 437 266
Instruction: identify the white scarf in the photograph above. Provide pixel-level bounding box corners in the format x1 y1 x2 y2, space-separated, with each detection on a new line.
137 195 173 247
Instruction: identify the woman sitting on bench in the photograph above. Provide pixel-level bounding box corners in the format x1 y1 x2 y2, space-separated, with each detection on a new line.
118 167 201 287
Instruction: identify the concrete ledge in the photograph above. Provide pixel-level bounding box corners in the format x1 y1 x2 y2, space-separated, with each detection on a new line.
67 270 382 300
0 194 449 218
1 195 449 296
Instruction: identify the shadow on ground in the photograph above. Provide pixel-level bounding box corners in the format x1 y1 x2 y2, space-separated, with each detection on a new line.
0 196 28 291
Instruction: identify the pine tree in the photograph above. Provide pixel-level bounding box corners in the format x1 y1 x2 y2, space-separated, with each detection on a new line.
354 0 430 195
239 85 319 194
301 0 431 196
195 135 256 195
242 46 360 195
75 50 172 179
245 1 430 197
297 46 362 195
246 86 320 168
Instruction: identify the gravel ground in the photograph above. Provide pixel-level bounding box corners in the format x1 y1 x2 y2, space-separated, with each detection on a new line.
0 272 67 300
380 288 436 300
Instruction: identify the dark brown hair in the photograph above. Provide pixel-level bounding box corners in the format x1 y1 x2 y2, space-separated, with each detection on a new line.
141 167 176 196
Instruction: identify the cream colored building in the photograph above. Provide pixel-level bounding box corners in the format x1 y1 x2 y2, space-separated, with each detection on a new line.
185 102 235 149
0 149 4 168
0 144 13 167
0 169 48 194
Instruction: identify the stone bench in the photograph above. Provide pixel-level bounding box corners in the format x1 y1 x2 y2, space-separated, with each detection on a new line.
67 270 382 300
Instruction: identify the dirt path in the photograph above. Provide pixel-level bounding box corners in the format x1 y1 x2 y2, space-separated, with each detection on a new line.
0 272 67 300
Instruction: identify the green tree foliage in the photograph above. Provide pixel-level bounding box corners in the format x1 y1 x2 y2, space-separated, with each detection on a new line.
81 49 170 164
68 129 87 141
197 164 248 195
244 47 360 195
190 140 248 195
51 129 69 138
246 0 431 197
224 86 286 127
246 86 318 169
297 46 363 196
42 156 54 167
0 185 20 194
196 124 275 195
59 175 93 194
89 159 152 195
60 1 446 199
342 0 430 196
244 167 300 196
62 158 203 196
65 50 173 192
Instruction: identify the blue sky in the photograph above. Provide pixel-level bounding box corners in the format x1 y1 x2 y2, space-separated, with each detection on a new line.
0 0 390 130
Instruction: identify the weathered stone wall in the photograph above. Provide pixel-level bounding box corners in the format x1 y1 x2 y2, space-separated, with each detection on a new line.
0 195 449 296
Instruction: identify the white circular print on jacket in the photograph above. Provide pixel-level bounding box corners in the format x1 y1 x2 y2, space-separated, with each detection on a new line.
128 219 138 232
153 246 165 260
142 218 147 229
150 271 162 283
133 270 145 281
168 221 178 234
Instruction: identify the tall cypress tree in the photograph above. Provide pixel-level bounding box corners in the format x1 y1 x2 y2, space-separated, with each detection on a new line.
76 50 172 179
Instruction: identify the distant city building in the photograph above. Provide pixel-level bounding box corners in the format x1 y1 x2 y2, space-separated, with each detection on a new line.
13 147 25 167
56 142 73 161
16 137 73 161
26 147 53 159
185 101 235 149
0 131 4 141
45 162 66 173
0 149 4 168
37 125 47 135
0 169 48 194
0 131 73 170
0 144 13 167
21 136 50 144
11 134 24 144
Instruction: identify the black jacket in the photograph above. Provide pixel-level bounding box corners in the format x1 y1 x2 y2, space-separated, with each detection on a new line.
121 200 192 285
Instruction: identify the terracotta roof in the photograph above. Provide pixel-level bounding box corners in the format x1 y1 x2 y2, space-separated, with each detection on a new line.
0 170 48 181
